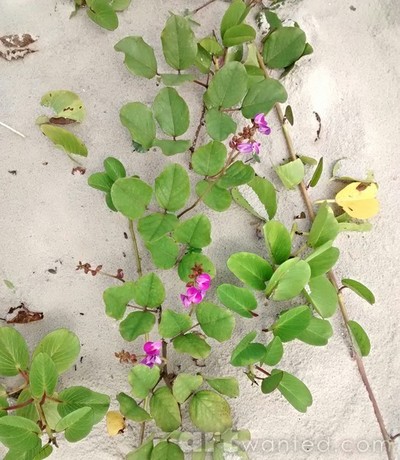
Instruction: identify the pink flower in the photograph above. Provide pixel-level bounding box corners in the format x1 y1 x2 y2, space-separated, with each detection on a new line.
195 273 211 291
180 273 212 308
141 341 162 368
237 141 261 155
254 113 271 135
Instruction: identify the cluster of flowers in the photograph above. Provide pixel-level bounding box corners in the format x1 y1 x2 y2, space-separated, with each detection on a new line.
141 340 162 368
180 272 211 308
231 113 271 155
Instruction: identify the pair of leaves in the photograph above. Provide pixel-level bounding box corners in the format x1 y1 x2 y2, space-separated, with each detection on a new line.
220 0 254 47
86 0 131 31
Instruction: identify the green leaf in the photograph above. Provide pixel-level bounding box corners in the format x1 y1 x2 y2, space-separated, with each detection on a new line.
220 0 248 37
297 317 333 346
111 177 153 220
217 161 255 189
174 214 211 248
129 365 160 399
114 36 157 79
199 37 224 56
155 163 190 212
217 284 257 318
309 158 323 188
230 332 266 366
103 281 136 320
195 44 212 74
231 187 265 221
263 221 291 265
263 27 306 69
161 15 197 70
205 109 236 142
195 180 232 212
151 442 184 460
33 329 80 374
261 371 283 394
87 0 118 30
205 377 239 398
275 370 312 412
116 392 151 422
204 62 248 109
55 407 94 442
109 0 131 11
40 90 85 122
88 172 113 192
305 241 340 278
119 311 156 341
0 327 29 376
308 203 340 248
153 87 190 137
103 157 126 182
241 78 287 119
133 273 166 307
15 389 38 422
173 333 211 359
284 105 294 125
227 252 273 290
138 213 179 243
160 73 196 86
275 159 305 189
0 416 41 452
262 336 283 366
178 253 216 282
196 302 235 342
189 391 232 433
342 278 375 305
173 374 203 403
305 276 338 318
223 24 256 47
33 444 53 460
245 64 265 87
348 320 371 356
126 435 154 460
120 102 156 149
30 353 58 399
159 310 192 338
266 258 311 301
192 140 227 176
40 125 87 157
247 175 277 219
150 387 181 432
264 10 282 30
153 139 191 156
271 305 311 342
58 387 110 424
145 236 179 269
105 192 117 212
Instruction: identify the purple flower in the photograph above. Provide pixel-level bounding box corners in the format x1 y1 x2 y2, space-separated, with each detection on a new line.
195 273 211 291
141 340 162 368
254 113 271 135
180 272 212 308
237 141 261 155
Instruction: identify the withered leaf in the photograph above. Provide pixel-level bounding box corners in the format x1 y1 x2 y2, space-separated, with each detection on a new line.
6 303 44 324
0 34 38 61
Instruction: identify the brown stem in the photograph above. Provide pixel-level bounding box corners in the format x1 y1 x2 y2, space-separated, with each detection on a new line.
3 398 34 411
192 0 217 14
129 219 143 278
255 365 271 377
169 323 200 342
193 79 208 89
6 383 28 397
98 270 125 283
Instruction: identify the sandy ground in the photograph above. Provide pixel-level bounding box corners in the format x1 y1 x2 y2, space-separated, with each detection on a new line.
1 0 400 459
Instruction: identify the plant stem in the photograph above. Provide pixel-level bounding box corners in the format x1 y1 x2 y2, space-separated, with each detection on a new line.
128 219 143 278
0 121 26 138
98 270 125 283
192 0 217 14
3 398 33 411
6 383 28 397
256 47 395 460
255 365 271 377
292 242 308 257
35 401 58 446
193 79 208 89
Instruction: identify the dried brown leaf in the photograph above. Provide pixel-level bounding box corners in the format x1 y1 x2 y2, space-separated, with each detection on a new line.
0 34 38 61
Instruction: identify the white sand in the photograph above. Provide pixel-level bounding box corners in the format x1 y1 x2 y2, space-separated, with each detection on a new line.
1 0 399 458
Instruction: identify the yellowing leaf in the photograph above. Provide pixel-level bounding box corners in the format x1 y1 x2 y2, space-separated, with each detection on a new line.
106 411 125 436
335 182 379 219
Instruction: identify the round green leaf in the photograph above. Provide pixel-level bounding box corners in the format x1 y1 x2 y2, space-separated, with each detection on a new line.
145 236 179 269
161 15 197 70
128 365 160 399
205 109 237 141
205 377 239 398
103 157 126 181
58 386 110 424
266 258 311 301
173 214 211 248
172 374 203 403
263 221 291 265
133 273 165 307
223 24 256 47
116 392 151 422
119 311 156 341
115 36 157 79
111 177 153 220
15 389 38 422
305 275 338 318
120 102 156 150
308 203 339 248
153 87 190 137
217 161 255 189
262 336 284 366
151 442 183 460
103 281 136 320
275 158 305 189
348 320 371 356
173 333 211 359
153 139 191 156
138 213 179 243
189 391 232 433
150 387 181 432
126 435 154 460
192 140 227 176
155 164 190 212
297 317 333 346
178 253 216 282
40 124 87 157
261 371 283 394
0 416 41 452
0 327 29 376
241 78 287 119
30 353 58 399
220 0 248 37
158 310 192 338
195 180 232 212
342 278 375 305
227 252 273 291
217 284 257 318
33 329 80 374
40 90 85 122
88 172 113 192
55 407 94 442
196 302 235 342
263 27 306 69
87 0 118 30
305 241 340 278
199 37 224 56
271 305 311 342
274 370 312 413
230 332 266 366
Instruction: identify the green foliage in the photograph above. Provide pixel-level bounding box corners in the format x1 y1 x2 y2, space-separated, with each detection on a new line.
205 377 239 398
348 321 371 356
55 407 94 442
266 258 311 301
119 311 156 341
217 161 255 189
263 221 291 265
308 203 339 248
220 0 249 38
173 333 211 359
297 318 333 346
133 273 165 307
151 442 184 460
263 27 306 69
120 102 156 149
29 353 58 399
40 90 85 122
155 164 190 211
178 253 216 282
174 214 212 248
0 327 29 377
87 0 118 31
114 36 157 79
153 88 190 137
192 141 227 176
111 177 153 220
40 125 88 157
58 387 110 424
153 139 191 156
275 159 305 189
160 74 196 86
223 24 256 47
227 252 273 290
103 282 135 320
217 284 258 318
150 387 181 431
231 332 266 366
189 391 232 433
126 435 154 460
159 310 192 338
129 365 160 399
172 374 203 403
305 276 338 318
138 213 179 243
241 78 287 119
195 180 232 212
196 302 235 342
261 371 283 394
146 236 179 269
342 278 375 305
205 109 237 142
274 370 312 413
271 306 311 342
0 416 41 452
117 392 151 422
262 337 284 366
305 241 339 278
